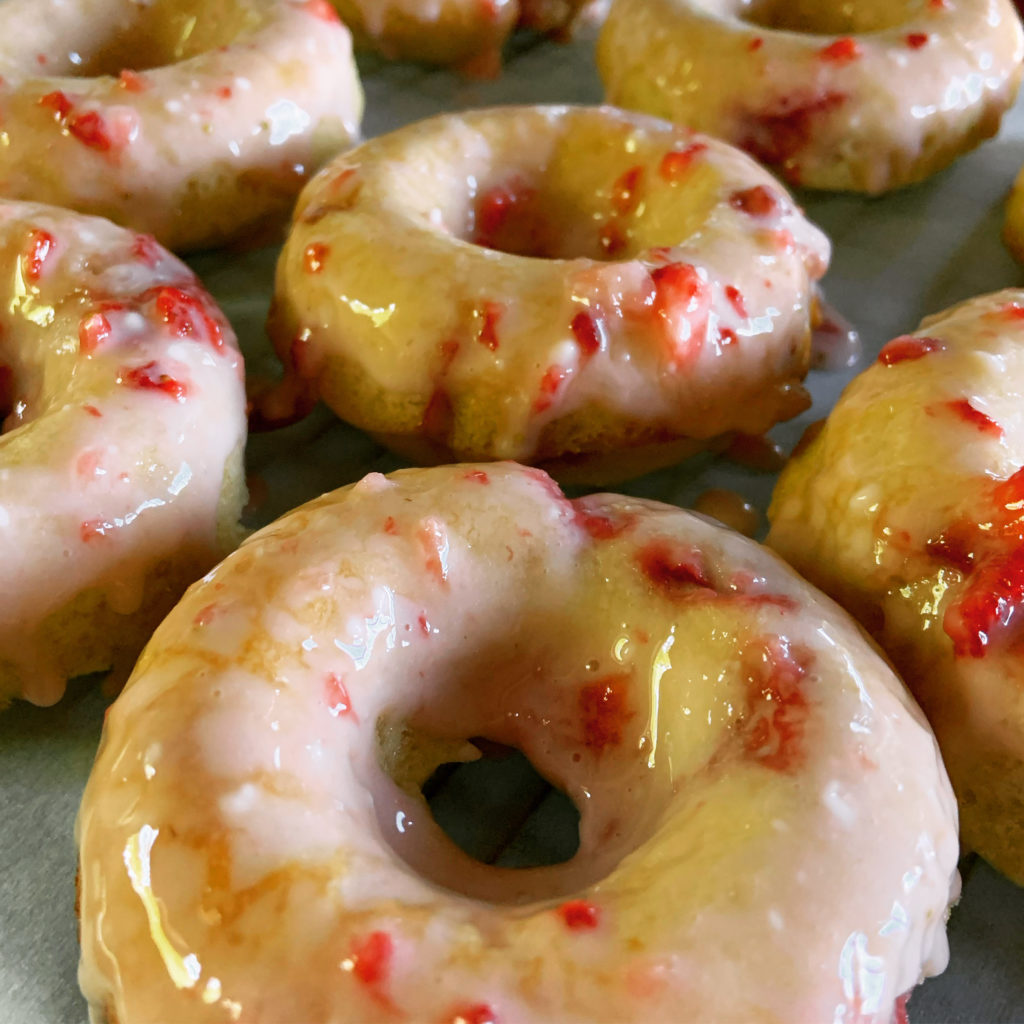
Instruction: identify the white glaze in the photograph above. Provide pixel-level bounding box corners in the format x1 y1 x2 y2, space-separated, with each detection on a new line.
769 289 1024 883
598 0 1024 193
271 105 830 475
0 201 246 705
0 0 363 251
78 463 958 1023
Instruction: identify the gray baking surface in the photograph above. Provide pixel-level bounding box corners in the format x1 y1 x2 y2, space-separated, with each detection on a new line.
3 23 1024 1024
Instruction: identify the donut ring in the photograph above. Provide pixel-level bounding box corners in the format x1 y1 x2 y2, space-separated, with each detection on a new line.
769 289 1024 883
270 105 829 483
597 0 1024 193
0 0 363 252
0 201 246 707
77 462 958 1023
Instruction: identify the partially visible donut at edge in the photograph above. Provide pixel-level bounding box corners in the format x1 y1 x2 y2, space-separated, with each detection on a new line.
0 0 363 252
0 200 247 707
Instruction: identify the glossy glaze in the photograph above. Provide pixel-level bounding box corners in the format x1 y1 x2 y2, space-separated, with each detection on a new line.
0 201 246 706
332 0 586 72
78 463 958 1023
598 0 1024 193
0 0 362 252
270 105 830 482
769 289 1024 884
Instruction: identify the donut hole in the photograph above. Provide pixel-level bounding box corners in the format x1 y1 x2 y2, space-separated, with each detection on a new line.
4 0 267 77
707 0 913 34
394 109 724 262
422 738 581 868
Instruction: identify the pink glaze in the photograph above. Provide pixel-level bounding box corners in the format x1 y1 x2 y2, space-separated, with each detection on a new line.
0 200 246 705
0 0 363 251
77 464 958 1023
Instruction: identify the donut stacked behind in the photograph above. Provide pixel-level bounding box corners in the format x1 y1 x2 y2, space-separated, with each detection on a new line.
0 201 247 707
0 0 363 251
270 105 829 483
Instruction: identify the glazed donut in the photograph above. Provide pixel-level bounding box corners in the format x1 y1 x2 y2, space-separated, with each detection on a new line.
0 0 363 252
270 105 829 483
597 0 1024 193
0 200 246 708
769 290 1024 884
332 0 586 73
76 462 959 1023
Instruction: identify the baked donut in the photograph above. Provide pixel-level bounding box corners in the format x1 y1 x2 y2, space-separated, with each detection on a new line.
331 0 586 74
0 200 246 708
597 0 1024 193
270 105 830 483
77 462 959 1023
0 0 363 252
769 290 1024 884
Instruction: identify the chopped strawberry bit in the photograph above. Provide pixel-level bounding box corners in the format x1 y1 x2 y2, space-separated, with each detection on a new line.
558 899 601 930
579 676 633 752
651 262 711 363
729 185 779 218
927 531 974 575
418 519 449 586
999 301 1024 320
193 604 218 627
117 70 147 92
324 673 356 718
83 404 103 418
878 335 944 365
570 311 601 358
719 326 739 346
611 165 644 215
216 85 232 100
418 612 431 636
68 110 114 151
574 506 636 541
944 547 1024 658
724 284 747 318
349 930 392 987
748 36 764 52
894 994 910 1024
39 90 72 119
742 637 811 773
78 312 111 354
303 0 341 21
945 399 1002 439
131 234 162 266
119 361 187 401
906 32 929 48
928 0 950 9
22 229 55 282
80 518 112 542
474 180 534 248
383 515 398 535
533 364 567 413
638 539 713 593
421 388 453 440
598 221 627 256
478 302 502 351
303 242 328 273
464 469 490 484
741 92 846 169
447 1004 499 1024
658 142 707 182
819 37 862 62
153 286 224 352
